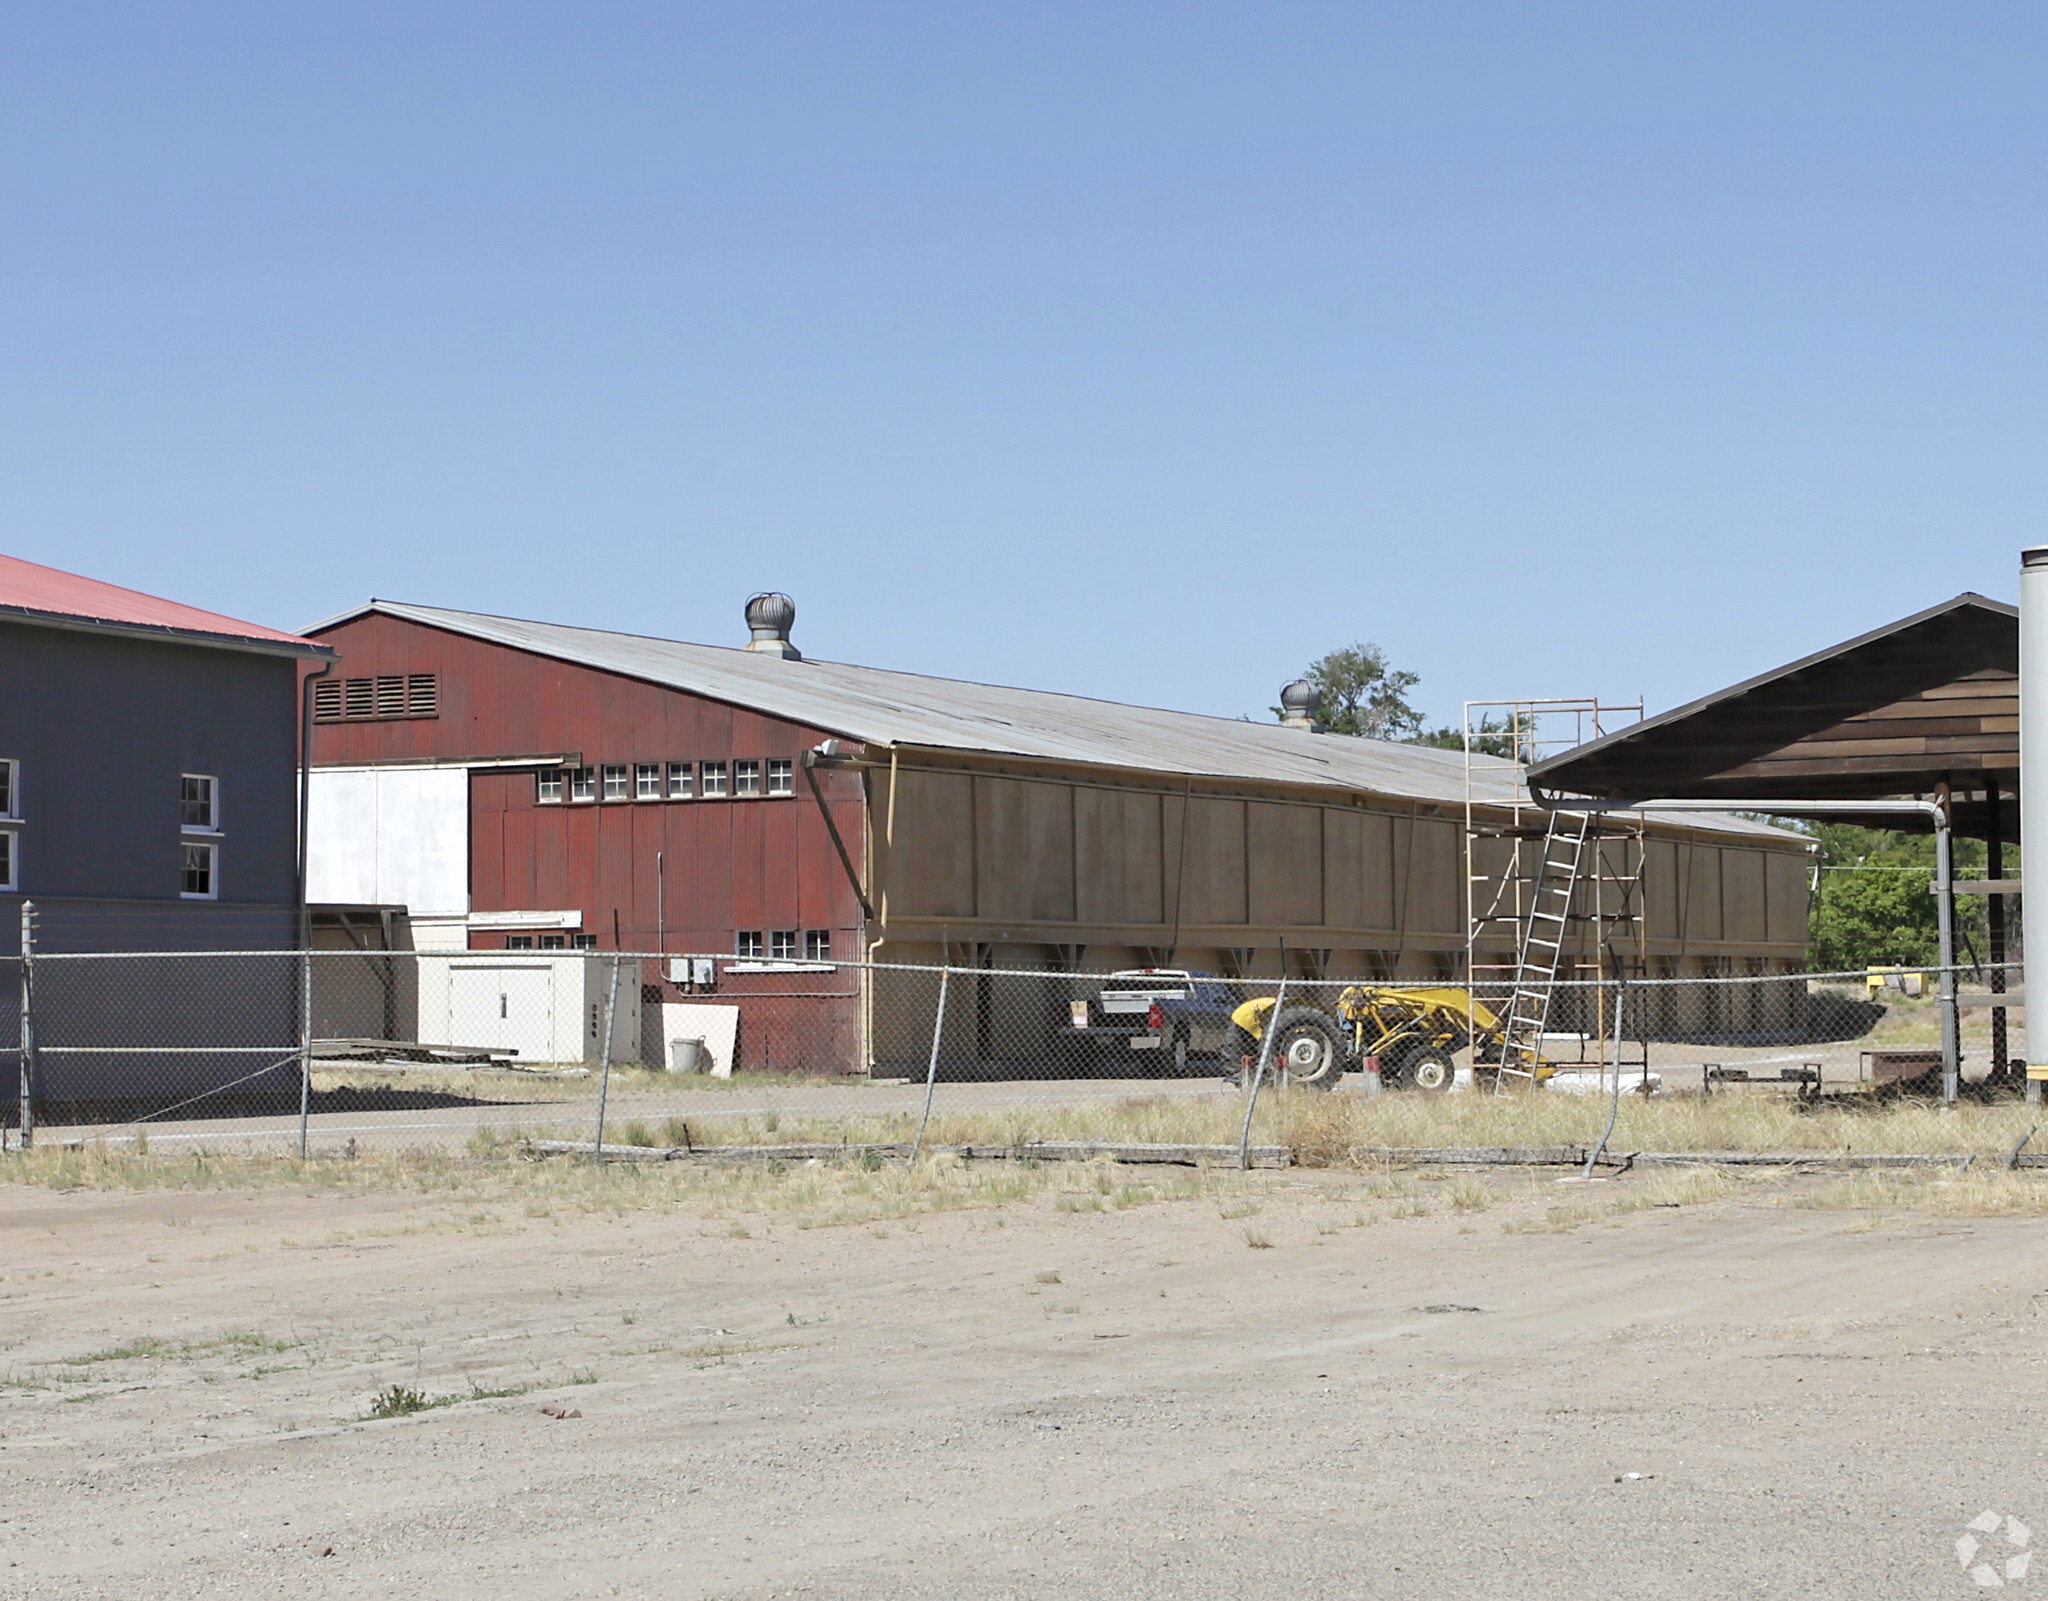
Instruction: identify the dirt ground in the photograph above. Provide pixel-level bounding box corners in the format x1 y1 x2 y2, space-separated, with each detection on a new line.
1 1157 2042 1600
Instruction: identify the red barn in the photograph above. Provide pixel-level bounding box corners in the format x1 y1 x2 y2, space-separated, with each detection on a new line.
303 594 1811 1075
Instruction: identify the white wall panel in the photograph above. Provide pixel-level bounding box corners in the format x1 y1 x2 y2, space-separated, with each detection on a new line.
307 766 469 917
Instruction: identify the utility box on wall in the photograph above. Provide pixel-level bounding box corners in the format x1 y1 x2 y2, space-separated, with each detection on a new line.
417 954 641 1066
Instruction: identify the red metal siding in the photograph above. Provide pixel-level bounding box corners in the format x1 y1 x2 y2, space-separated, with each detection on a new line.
308 613 867 1072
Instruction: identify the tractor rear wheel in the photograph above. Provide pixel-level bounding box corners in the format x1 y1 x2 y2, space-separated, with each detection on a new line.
1266 1007 1347 1090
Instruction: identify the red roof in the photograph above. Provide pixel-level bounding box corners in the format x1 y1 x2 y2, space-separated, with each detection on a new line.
0 553 322 652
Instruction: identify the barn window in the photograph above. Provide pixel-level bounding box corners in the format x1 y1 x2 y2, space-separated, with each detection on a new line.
180 841 216 899
701 762 729 798
311 674 439 722
571 934 598 950
770 930 797 960
539 934 567 949
735 930 763 958
536 770 564 804
733 760 761 796
804 929 831 961
506 935 534 949
767 759 794 796
634 763 662 800
0 758 16 818
568 767 596 802
0 830 14 892
666 762 693 799
601 765 630 801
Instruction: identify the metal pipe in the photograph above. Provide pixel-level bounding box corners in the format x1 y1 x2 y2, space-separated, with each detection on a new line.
2023 546 2048 1104
908 963 951 1165
592 953 624 1162
1528 794 1960 1101
17 900 33 1150
296 658 335 1160
1238 941 1287 1171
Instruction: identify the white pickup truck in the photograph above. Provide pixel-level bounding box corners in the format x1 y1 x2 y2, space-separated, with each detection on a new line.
1059 969 1242 1074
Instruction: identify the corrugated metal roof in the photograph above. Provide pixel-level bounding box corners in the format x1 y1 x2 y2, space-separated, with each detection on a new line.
0 553 328 655
311 599 1791 840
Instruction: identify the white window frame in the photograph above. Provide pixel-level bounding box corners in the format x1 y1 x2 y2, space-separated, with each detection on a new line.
536 770 564 805
804 929 831 961
735 929 763 958
0 757 17 821
568 767 597 803
0 829 15 893
634 763 662 801
601 764 630 802
701 761 729 798
770 929 798 961
180 840 218 900
666 762 694 800
734 759 761 797
181 773 220 834
767 759 794 796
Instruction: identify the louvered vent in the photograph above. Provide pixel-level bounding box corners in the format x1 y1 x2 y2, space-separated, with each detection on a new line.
312 672 441 722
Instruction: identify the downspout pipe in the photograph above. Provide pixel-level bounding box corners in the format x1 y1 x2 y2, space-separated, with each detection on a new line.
2022 547 2048 1105
1528 792 1961 1102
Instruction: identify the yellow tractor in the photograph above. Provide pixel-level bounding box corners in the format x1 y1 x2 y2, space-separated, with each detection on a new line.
1230 984 1511 1093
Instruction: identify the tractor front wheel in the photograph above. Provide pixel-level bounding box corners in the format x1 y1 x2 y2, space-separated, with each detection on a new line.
1267 1007 1347 1091
1397 1049 1458 1094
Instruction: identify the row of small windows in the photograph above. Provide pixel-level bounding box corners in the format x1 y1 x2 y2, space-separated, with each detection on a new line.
537 760 795 805
0 761 221 898
311 674 439 722
505 934 600 950
736 930 832 961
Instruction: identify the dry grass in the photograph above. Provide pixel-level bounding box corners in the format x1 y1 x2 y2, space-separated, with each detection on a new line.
0 1138 1262 1232
1800 1169 2048 1217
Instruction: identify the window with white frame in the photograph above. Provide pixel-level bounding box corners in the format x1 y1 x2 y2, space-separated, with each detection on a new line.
568 767 597 802
767 759 794 796
539 933 567 950
666 762 694 799
506 935 534 949
0 758 16 819
804 929 831 961
536 770 564 804
734 760 761 796
770 929 797 961
601 764 630 801
634 763 662 800
181 774 218 832
571 934 599 950
701 761 729 798
0 830 14 892
735 929 763 958
181 841 217 899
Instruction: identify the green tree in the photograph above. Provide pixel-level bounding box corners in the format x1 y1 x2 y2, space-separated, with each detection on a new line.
1413 714 1520 759
1281 643 1423 740
1804 823 1993 972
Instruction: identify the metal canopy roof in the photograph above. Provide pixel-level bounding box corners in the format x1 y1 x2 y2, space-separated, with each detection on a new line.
310 599 1790 841
0 553 331 658
1526 592 2018 833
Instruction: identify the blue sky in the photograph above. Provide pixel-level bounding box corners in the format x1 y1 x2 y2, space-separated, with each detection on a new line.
3 3 2043 730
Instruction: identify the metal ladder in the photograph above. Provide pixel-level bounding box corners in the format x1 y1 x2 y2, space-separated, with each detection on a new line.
1491 810 1593 1090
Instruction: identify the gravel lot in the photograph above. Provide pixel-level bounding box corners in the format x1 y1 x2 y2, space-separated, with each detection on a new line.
0 1159 2039 1599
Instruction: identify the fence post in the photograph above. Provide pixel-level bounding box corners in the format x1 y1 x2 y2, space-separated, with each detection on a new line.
592 954 624 1162
909 964 951 1165
298 946 314 1160
17 900 33 1151
1238 950 1288 1172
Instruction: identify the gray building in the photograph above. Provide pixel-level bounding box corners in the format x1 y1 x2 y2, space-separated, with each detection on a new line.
0 554 333 1112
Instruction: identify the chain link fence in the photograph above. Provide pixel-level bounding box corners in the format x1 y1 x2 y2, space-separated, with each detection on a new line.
0 947 2028 1158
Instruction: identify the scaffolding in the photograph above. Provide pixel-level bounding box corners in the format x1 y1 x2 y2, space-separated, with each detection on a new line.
1461 699 1650 1092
